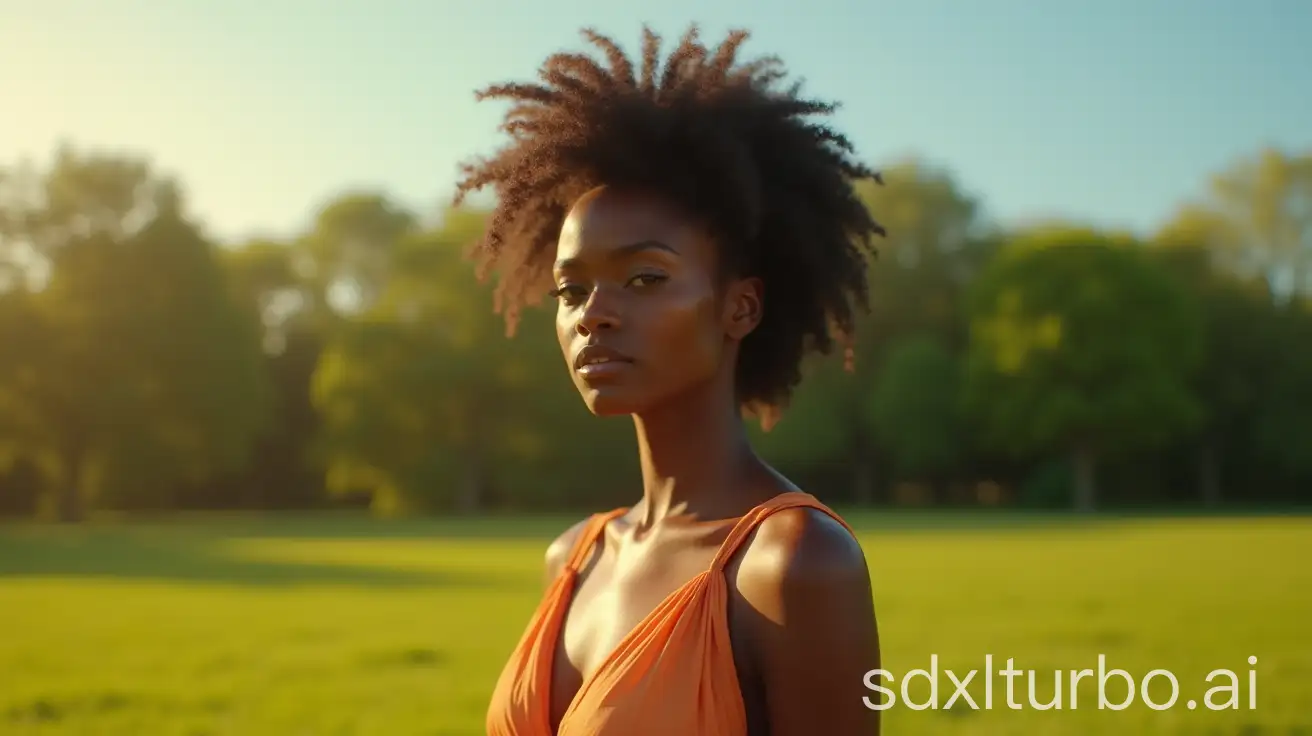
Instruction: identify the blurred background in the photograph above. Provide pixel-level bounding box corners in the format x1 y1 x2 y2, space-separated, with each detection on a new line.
1 1 1309 734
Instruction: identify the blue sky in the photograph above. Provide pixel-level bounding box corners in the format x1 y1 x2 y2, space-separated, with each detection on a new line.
3 0 1309 244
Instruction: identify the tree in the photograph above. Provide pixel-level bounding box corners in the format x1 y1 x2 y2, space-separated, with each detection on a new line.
749 354 858 494
858 157 997 352
1250 299 1312 489
868 333 965 496
1160 147 1312 300
0 290 45 478
310 208 566 514
962 226 1205 511
1146 240 1282 506
761 159 995 504
220 238 304 350
296 192 417 320
0 147 272 520
180 239 328 511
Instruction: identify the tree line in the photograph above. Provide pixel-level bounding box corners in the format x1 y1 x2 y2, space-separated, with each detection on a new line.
1 143 1309 521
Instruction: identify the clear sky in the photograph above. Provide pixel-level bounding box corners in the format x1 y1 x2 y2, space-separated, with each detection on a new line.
3 0 1309 244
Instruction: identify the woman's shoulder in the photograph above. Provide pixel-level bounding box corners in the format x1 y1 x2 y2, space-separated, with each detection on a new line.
729 500 878 726
736 501 869 592
541 508 626 582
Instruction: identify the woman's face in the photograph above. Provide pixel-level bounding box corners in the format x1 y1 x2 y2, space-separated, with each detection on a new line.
551 185 761 417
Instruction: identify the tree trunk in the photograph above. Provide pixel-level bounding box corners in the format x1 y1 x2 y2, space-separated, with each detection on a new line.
1199 440 1222 508
851 453 875 506
1071 443 1097 513
56 451 86 523
457 458 483 514
457 407 485 514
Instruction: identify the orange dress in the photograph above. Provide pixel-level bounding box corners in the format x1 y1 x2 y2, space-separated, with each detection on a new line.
484 491 856 735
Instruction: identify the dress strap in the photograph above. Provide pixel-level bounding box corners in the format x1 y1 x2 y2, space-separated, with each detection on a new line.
563 507 628 573
708 491 855 573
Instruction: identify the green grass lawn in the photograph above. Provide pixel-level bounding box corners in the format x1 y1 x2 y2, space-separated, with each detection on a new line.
1 510 1309 735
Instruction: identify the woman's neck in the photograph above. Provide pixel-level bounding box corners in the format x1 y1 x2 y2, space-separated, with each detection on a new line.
630 377 761 530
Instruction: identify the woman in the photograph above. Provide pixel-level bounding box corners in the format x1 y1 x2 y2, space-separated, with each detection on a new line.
453 24 886 736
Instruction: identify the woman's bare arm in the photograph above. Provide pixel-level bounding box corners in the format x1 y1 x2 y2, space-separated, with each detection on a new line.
736 508 881 734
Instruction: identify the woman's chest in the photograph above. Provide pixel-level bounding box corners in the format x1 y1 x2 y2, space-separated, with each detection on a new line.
545 539 714 721
545 544 765 733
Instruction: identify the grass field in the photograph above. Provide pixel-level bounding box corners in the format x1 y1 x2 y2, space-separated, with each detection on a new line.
1 510 1309 735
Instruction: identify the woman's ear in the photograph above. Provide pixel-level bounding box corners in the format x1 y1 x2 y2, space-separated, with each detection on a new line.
724 276 764 341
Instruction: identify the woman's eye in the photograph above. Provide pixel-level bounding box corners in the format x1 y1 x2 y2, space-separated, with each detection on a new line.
629 273 667 288
549 284 588 305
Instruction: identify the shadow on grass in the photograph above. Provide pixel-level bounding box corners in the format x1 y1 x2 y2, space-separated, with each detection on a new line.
3 507 1306 549
0 512 586 542
0 511 1113 544
0 530 499 589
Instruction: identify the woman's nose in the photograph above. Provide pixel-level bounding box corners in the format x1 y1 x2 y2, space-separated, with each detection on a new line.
575 287 621 336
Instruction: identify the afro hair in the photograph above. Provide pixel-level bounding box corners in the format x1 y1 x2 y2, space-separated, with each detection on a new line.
452 24 885 421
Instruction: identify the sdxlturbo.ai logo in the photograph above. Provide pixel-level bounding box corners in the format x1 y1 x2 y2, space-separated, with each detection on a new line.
863 655 1259 711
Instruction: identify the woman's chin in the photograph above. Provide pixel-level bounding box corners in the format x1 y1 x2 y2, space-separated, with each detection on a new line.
580 387 647 417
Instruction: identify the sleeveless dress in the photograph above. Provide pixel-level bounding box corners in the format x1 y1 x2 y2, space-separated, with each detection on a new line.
484 491 856 735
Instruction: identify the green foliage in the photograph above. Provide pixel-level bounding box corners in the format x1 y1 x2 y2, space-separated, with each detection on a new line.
964 228 1205 458
1150 210 1312 502
1159 148 1312 296
4 143 1312 517
299 192 418 317
1251 302 1312 478
868 333 965 480
310 207 595 513
0 290 45 470
1017 456 1074 508
749 160 998 497
749 354 854 472
92 210 273 505
0 149 272 518
857 159 997 352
